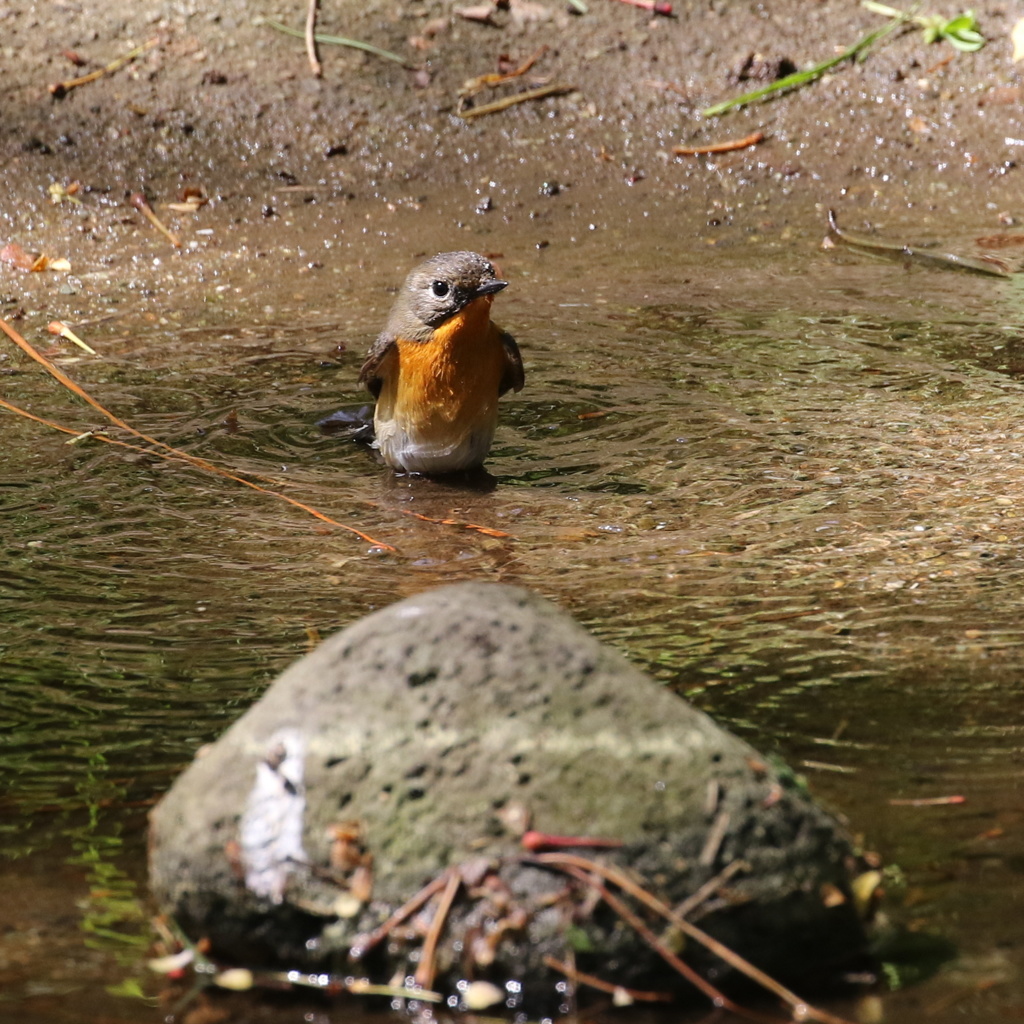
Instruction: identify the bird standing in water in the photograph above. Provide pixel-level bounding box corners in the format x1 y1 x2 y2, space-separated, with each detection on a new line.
359 251 524 474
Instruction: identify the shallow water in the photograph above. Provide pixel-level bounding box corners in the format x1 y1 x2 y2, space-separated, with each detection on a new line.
3 193 1024 1022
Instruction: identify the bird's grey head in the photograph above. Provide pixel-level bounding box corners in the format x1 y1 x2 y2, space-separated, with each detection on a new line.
399 251 508 332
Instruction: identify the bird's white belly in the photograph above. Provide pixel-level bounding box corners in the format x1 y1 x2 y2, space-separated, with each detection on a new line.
374 417 495 474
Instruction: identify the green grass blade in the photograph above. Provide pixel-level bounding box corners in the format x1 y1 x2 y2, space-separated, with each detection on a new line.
261 18 412 68
701 14 904 117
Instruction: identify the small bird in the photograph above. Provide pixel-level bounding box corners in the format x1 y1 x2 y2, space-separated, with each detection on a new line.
359 251 524 474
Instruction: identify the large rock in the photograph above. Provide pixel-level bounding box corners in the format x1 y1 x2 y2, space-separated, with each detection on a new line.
149 583 865 1004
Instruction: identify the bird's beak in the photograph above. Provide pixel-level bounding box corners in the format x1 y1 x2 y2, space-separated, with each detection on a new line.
474 279 508 298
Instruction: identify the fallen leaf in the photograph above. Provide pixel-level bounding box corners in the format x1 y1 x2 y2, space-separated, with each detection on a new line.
166 201 201 213
456 4 496 22
333 892 363 918
1013 17 1024 61
820 882 848 908
613 986 635 1007
851 870 883 916
0 243 35 271
148 948 195 974
167 187 209 213
28 254 71 272
48 181 84 205
463 980 504 1010
510 0 552 22
213 968 254 991
980 85 1021 106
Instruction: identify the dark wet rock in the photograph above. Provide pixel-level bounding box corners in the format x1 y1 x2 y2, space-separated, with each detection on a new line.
149 583 865 1004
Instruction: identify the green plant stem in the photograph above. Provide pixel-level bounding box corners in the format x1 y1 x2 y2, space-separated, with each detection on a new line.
261 18 413 68
862 1 984 51
701 13 907 117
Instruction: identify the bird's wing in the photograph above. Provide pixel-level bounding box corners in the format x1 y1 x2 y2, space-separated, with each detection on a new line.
358 332 396 399
498 329 525 396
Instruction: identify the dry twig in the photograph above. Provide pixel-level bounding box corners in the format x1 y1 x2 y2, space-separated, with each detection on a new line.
49 37 159 97
673 858 749 919
414 870 462 991
529 852 857 1024
131 192 181 248
459 83 575 119
305 0 322 76
673 130 765 156
543 955 673 1002
351 873 451 959
552 860 784 1024
827 209 1012 277
459 45 549 100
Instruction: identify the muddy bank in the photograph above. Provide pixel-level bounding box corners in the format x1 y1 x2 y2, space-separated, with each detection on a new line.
3 0 1023 290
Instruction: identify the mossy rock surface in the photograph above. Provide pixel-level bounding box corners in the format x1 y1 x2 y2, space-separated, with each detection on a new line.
149 583 865 1002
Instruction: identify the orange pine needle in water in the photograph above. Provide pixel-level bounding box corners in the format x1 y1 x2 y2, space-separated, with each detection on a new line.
0 317 395 550
402 509 512 539
889 795 965 807
673 130 765 156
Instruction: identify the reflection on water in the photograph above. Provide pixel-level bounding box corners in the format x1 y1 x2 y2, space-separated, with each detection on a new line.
3 237 1024 1022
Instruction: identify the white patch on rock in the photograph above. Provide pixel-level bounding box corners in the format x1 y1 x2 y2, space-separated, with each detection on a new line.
239 728 307 904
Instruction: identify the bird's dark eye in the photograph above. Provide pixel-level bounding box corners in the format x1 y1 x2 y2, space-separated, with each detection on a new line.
430 280 450 298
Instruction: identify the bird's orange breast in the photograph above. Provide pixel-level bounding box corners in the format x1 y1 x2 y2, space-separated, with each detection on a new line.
385 295 507 438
